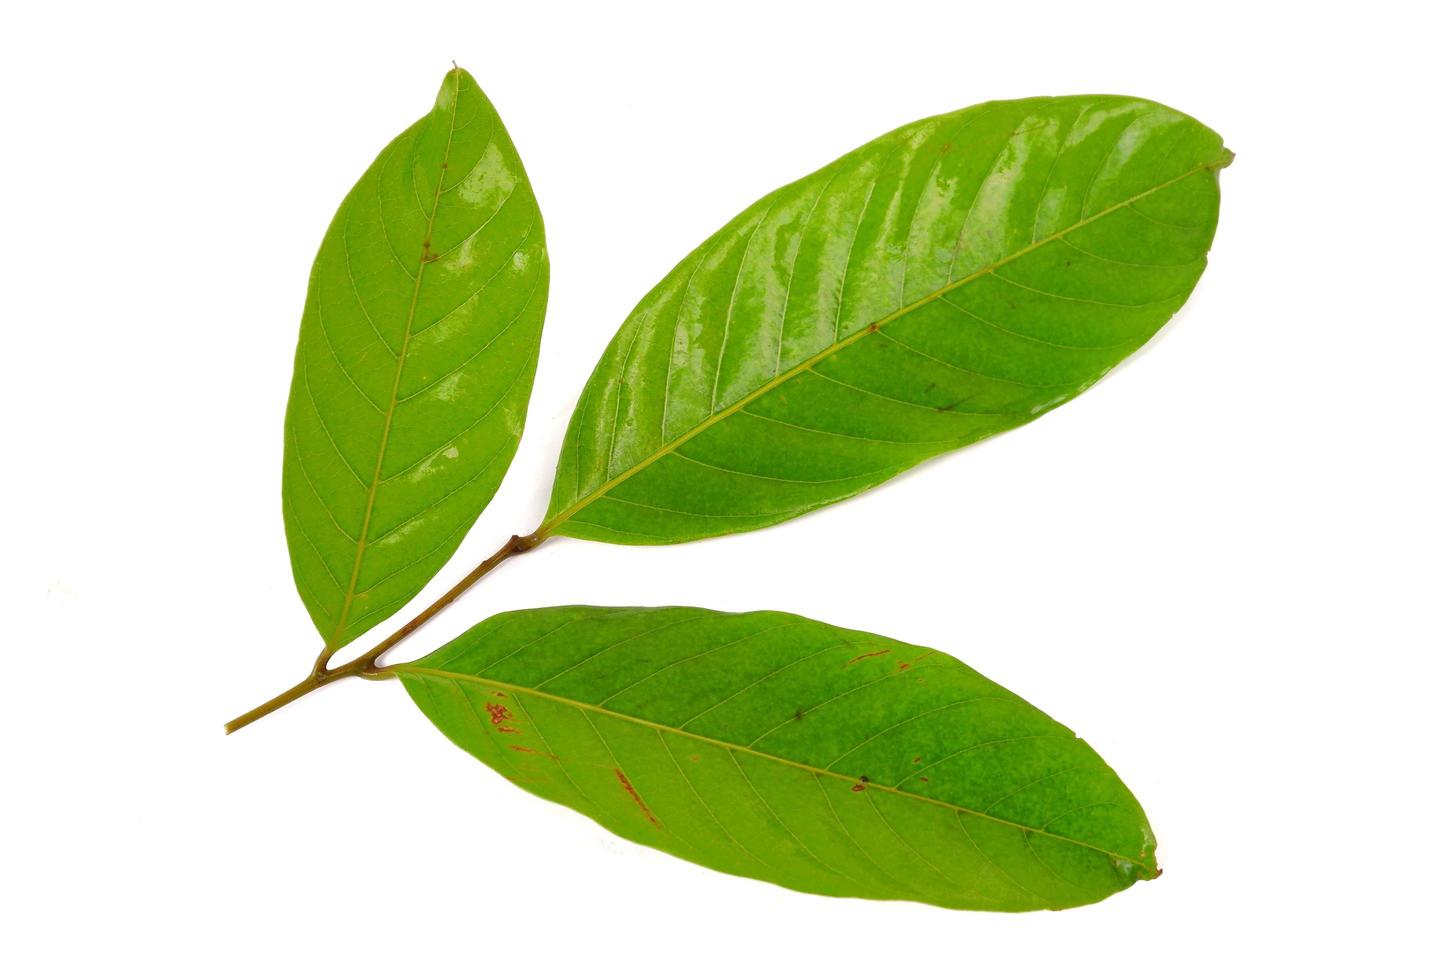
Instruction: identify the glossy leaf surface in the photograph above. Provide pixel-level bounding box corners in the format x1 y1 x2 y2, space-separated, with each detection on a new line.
399 606 1156 910
546 96 1228 544
283 68 548 650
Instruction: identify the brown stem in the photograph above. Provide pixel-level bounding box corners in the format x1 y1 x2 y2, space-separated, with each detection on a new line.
224 530 545 734
222 655 379 734
223 672 324 734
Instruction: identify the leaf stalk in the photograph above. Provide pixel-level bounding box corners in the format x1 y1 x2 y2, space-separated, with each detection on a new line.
224 530 545 734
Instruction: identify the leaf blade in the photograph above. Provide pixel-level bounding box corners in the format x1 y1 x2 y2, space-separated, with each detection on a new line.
546 96 1226 544
283 67 548 649
399 606 1157 910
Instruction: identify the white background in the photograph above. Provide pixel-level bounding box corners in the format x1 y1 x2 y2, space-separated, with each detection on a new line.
4 1 1444 976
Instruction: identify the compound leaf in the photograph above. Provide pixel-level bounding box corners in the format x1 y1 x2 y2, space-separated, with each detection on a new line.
545 96 1228 544
399 606 1157 911
283 67 548 651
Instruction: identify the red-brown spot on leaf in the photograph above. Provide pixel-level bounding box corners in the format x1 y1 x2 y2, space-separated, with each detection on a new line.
845 649 889 667
485 701 520 735
614 769 659 826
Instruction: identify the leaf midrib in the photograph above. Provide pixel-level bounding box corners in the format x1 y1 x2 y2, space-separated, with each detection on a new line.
398 663 1151 868
327 70 464 651
542 156 1227 536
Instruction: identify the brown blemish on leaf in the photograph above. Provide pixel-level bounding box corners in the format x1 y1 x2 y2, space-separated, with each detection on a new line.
896 651 939 672
485 701 520 735
845 649 889 666
508 744 558 759
614 769 659 826
850 774 871 793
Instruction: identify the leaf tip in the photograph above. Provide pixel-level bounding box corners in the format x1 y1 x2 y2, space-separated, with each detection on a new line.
1112 855 1163 885
435 63 473 110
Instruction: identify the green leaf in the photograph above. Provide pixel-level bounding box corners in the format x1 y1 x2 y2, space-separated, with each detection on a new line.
282 68 548 651
398 606 1157 911
544 96 1228 544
